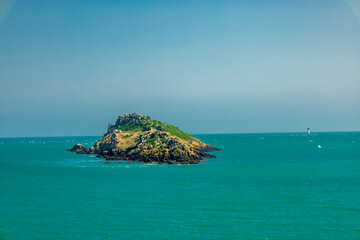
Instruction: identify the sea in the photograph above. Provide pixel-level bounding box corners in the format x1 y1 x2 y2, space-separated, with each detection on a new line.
0 132 359 240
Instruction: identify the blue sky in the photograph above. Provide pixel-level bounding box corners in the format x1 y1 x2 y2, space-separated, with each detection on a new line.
0 0 359 137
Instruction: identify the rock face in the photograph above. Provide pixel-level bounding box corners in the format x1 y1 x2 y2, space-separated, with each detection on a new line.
68 113 221 164
67 143 89 154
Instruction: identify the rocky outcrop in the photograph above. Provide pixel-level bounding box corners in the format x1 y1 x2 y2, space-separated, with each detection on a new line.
67 143 89 154
115 113 146 126
68 113 221 164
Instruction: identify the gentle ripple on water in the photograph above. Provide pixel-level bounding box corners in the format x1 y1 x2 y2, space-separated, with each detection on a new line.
0 133 360 239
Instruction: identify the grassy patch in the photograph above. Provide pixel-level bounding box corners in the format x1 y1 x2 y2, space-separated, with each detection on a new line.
117 121 150 132
113 116 195 142
152 120 194 141
146 133 157 145
146 137 156 145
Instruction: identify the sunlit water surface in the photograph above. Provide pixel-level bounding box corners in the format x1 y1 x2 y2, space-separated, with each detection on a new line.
0 133 359 239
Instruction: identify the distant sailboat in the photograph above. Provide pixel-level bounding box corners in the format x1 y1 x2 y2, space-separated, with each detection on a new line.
307 128 311 136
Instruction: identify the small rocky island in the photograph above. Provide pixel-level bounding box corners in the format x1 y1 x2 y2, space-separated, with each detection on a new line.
67 113 220 164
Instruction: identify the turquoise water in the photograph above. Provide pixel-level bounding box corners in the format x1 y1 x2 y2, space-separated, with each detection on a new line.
0 133 359 239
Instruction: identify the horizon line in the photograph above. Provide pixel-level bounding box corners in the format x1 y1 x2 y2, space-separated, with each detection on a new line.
1 130 359 138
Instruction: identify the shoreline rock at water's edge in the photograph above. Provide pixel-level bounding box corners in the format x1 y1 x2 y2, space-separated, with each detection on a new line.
67 113 221 164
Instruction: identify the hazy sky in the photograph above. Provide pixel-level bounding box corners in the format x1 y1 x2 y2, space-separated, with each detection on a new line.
0 0 359 137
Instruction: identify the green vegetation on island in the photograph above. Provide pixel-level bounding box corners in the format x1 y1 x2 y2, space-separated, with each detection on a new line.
68 113 220 164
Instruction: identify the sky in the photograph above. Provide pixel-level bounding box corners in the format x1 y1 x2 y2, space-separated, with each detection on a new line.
0 0 359 137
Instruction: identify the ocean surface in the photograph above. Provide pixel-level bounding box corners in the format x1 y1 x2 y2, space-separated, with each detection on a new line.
0 132 359 240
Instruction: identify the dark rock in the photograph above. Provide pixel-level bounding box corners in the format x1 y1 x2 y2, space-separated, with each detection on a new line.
67 143 89 154
88 147 96 154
